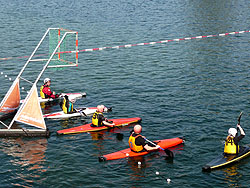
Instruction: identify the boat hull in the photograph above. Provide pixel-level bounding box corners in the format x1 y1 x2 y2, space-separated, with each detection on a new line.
21 92 86 103
202 145 250 172
99 137 184 161
44 107 111 119
57 117 141 135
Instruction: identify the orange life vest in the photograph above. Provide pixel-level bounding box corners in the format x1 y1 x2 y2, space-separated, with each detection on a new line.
128 134 144 152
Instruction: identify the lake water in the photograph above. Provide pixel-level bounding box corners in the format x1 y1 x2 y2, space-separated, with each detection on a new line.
0 0 249 187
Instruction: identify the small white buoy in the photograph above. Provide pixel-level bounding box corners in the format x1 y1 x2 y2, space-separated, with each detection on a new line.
5 75 7 77
22 87 24 90
156 171 159 175
1 72 3 74
137 161 141 168
9 78 11 80
167 178 171 183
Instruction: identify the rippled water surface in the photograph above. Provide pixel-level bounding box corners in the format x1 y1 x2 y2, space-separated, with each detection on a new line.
0 0 250 187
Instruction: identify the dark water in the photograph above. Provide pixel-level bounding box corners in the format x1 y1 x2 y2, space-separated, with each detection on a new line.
0 0 250 187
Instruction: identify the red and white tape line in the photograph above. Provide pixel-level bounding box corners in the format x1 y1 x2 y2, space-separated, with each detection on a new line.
0 30 249 61
78 30 249 52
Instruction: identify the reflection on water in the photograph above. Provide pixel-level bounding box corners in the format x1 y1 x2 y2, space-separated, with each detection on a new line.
222 165 242 188
40 101 59 113
0 138 48 186
58 118 86 129
126 145 185 181
90 132 105 141
127 157 147 180
89 125 133 141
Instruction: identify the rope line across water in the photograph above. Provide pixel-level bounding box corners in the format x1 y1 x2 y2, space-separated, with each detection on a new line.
0 30 249 61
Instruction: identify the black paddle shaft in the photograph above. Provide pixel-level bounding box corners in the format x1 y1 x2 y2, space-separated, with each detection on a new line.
238 112 243 125
145 138 174 159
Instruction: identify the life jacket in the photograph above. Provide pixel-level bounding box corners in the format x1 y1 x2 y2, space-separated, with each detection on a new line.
224 136 239 154
40 85 46 99
40 85 50 99
128 133 144 152
92 112 103 127
61 98 73 114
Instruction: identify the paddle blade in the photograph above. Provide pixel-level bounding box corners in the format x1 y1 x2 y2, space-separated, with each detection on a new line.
116 133 124 141
164 149 174 160
238 112 243 125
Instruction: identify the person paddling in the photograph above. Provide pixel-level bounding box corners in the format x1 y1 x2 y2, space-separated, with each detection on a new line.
91 105 115 127
61 95 77 114
40 78 59 99
129 124 160 153
224 123 245 155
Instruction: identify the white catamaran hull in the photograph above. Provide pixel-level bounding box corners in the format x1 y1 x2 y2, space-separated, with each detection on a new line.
21 92 86 103
43 107 111 119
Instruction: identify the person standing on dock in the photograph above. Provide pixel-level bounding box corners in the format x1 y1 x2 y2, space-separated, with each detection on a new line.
92 105 115 127
40 78 59 99
224 124 245 155
129 124 160 152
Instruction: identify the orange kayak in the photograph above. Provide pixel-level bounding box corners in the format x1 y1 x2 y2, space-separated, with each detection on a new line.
57 117 141 135
99 137 184 161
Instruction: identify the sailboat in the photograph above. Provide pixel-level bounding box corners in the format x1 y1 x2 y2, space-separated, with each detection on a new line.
0 84 50 137
0 78 20 120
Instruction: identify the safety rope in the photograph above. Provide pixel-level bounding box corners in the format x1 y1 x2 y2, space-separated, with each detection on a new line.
0 30 249 61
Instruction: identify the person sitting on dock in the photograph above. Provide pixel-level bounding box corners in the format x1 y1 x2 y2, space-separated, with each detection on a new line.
91 105 115 127
61 95 77 114
129 124 160 153
224 124 245 155
40 78 59 99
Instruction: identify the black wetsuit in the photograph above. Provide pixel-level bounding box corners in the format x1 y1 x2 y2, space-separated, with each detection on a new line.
234 134 245 154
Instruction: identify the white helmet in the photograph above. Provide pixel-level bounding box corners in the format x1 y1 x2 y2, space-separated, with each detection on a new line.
68 96 76 103
228 128 237 137
44 78 51 84
97 105 105 112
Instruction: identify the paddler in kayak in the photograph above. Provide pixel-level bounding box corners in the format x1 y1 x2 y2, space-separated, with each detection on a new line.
129 124 160 152
224 123 245 155
91 105 115 127
40 78 59 99
61 95 77 114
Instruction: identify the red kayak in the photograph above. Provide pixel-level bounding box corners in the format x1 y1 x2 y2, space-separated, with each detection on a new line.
57 117 141 135
99 137 184 161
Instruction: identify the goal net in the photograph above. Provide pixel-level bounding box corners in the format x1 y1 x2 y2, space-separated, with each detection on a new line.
48 28 78 68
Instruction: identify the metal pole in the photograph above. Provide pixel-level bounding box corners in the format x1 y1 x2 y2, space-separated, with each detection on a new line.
16 28 51 79
33 32 76 86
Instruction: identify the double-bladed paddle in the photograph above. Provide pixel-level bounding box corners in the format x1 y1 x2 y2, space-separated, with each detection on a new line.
145 138 174 159
238 111 243 125
236 111 243 133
